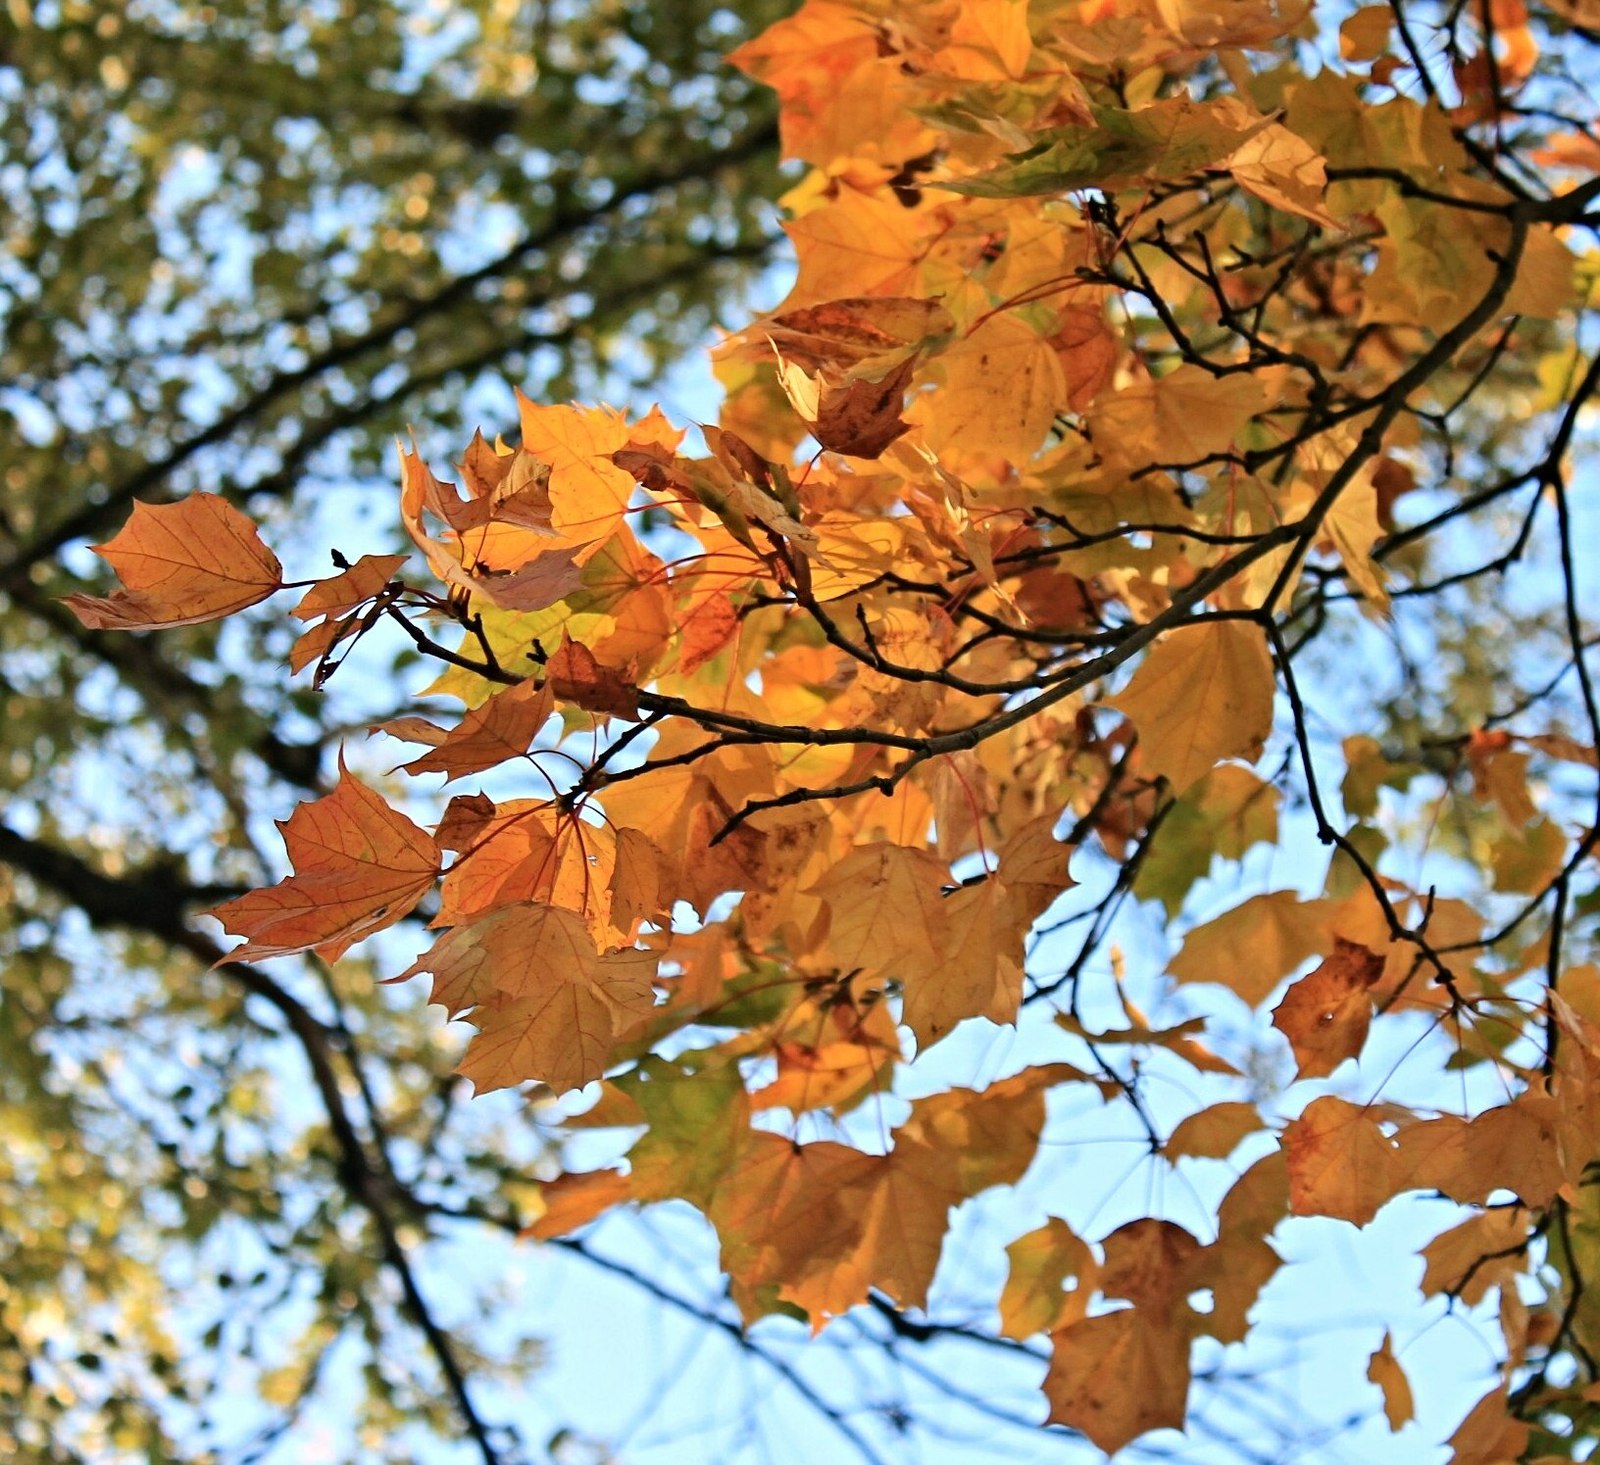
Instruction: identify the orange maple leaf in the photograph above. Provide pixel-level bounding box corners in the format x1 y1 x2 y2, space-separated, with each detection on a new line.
396 677 553 782
205 765 440 963
1282 1095 1402 1225
523 1169 633 1240
292 553 407 623
63 494 282 630
397 902 656 1095
1044 1309 1190 1453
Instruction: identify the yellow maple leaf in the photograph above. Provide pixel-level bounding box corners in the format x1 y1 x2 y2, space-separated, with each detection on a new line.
514 394 637 541
911 311 1067 466
782 184 928 309
1110 620 1276 794
1000 1218 1097 1339
808 841 950 979
1090 364 1268 471
1168 890 1330 1006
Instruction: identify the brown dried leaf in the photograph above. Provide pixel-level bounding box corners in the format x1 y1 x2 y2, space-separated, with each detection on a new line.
1271 936 1383 1077
546 637 641 720
1366 1332 1415 1431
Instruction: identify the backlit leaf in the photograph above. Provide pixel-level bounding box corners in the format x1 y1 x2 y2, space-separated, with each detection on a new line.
1367 1332 1415 1431
398 902 657 1095
1110 621 1276 794
63 494 282 630
399 677 554 782
1044 1310 1191 1454
205 766 439 963
1283 1096 1401 1225
1271 936 1384 1078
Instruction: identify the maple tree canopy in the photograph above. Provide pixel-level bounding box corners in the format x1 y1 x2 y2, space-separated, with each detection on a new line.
65 0 1600 1455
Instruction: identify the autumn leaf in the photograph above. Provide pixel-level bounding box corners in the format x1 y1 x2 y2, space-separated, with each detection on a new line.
822 1139 968 1313
707 1132 880 1324
1271 936 1384 1078
545 636 641 720
396 902 657 1095
901 878 1011 1045
611 438 819 555
1402 1098 1566 1210
1100 1218 1202 1312
514 394 637 541
1044 1309 1191 1453
524 1169 633 1240
63 494 283 630
895 1065 1077 1194
1169 891 1329 1006
780 182 927 306
1304 433 1388 607
1090 366 1270 472
205 765 440 963
774 351 919 458
725 0 902 165
1282 1096 1401 1225
763 294 949 359
399 445 586 612
456 433 559 532
1340 5 1392 60
910 311 1067 466
940 0 1032 78
1110 620 1276 794
1156 0 1310 48
1225 123 1341 228
808 841 950 980
1135 765 1280 915
433 798 614 931
292 553 407 622
949 96 1272 198
1366 1332 1415 1432
397 677 553 781
1419 1206 1530 1305
59 0 1600 1449
621 1052 751 1210
1447 1386 1530 1464
1164 1101 1262 1162
999 1218 1096 1339
608 826 666 935
1188 1153 1288 1342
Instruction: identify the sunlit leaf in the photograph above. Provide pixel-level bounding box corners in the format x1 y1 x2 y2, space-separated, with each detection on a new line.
63 494 282 630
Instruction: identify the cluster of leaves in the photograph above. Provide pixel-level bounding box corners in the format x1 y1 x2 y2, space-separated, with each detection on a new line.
50 0 1600 1458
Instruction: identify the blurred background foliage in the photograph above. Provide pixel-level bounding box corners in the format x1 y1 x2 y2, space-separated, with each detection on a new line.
0 1 787 1457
